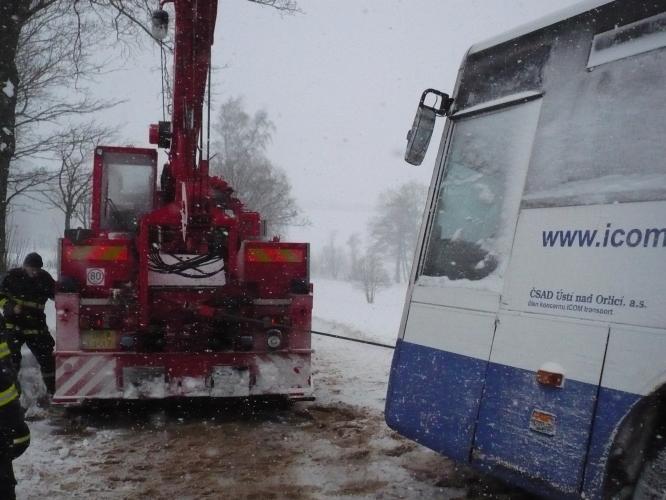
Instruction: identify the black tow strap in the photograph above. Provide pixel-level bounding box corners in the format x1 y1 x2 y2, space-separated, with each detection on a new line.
209 310 397 350
311 329 395 350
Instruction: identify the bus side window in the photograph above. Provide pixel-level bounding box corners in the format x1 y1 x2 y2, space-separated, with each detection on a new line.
421 99 541 284
523 36 666 209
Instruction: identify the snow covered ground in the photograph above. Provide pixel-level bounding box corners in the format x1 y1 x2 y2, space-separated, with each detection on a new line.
12 279 528 499
311 278 407 346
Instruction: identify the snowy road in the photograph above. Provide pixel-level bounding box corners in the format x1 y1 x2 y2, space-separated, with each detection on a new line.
13 330 530 499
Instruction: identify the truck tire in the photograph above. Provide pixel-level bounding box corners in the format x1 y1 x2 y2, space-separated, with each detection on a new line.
633 445 666 499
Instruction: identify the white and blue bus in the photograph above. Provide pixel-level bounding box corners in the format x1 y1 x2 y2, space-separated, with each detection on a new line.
385 1 666 498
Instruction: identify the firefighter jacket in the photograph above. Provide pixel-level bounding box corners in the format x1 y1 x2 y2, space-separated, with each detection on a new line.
0 268 55 332
0 338 30 462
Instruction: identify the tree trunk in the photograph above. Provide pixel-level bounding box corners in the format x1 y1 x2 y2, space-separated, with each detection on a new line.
0 2 22 272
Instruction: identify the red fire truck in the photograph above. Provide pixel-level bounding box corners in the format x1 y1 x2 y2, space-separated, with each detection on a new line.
52 0 313 404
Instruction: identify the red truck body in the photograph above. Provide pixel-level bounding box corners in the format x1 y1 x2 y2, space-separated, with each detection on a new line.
53 1 313 404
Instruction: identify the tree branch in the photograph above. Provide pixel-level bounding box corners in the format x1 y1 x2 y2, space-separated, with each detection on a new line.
247 0 302 14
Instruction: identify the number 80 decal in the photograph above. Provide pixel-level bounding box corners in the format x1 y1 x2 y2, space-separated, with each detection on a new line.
86 268 105 286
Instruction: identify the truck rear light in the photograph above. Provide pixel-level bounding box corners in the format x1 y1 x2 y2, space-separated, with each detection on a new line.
64 244 128 261
246 247 305 263
261 316 282 328
266 329 282 350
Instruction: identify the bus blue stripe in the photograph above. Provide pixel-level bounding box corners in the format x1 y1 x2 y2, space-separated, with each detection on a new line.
385 338 488 462
473 362 601 495
582 387 640 499
385 339 641 498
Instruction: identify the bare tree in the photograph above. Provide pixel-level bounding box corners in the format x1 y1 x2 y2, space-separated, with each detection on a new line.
248 0 301 12
317 231 348 280
370 182 427 283
211 97 302 234
4 216 32 270
0 1 164 269
0 1 301 269
353 251 391 304
76 186 93 229
346 232 361 280
0 1 118 269
13 7 117 158
39 123 114 230
6 164 56 209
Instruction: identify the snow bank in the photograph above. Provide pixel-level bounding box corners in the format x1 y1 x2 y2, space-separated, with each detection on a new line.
312 278 406 345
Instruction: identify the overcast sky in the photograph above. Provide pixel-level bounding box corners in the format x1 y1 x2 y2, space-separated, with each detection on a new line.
19 0 582 255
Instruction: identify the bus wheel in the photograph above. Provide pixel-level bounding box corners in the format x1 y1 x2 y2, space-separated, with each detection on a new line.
633 445 666 499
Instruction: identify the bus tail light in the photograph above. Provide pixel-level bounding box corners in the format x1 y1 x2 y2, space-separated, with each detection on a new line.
536 369 564 388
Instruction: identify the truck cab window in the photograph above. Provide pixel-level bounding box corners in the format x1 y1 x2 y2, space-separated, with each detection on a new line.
421 99 541 284
101 153 155 231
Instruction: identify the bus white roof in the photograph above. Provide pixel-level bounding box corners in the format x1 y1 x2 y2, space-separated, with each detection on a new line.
469 0 614 54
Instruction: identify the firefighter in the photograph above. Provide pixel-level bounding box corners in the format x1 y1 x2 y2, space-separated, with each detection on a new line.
0 253 56 395
0 326 31 500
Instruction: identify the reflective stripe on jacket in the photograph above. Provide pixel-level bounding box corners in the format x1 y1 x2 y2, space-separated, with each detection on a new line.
4 324 46 335
0 384 19 409
0 296 45 311
0 339 29 460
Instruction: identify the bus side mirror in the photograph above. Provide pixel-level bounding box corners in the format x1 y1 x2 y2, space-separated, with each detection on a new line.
405 89 452 166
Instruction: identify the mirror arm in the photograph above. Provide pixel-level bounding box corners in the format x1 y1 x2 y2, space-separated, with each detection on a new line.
420 89 453 116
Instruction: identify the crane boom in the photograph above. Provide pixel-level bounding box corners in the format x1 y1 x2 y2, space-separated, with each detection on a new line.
169 0 218 183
